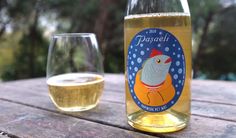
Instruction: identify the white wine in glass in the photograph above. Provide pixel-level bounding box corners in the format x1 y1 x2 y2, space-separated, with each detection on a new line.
47 33 104 112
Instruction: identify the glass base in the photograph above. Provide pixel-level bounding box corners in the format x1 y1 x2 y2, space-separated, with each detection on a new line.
55 104 98 112
127 110 189 133
50 98 99 112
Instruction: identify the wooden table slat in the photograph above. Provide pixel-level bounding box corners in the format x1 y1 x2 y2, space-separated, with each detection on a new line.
4 75 236 106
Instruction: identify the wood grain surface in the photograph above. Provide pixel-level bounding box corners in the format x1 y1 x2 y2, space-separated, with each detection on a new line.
0 74 236 138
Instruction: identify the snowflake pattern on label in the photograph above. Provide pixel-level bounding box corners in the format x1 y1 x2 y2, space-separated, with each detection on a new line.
127 28 186 112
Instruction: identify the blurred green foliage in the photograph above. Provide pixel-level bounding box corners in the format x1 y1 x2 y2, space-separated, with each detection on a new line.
199 6 236 80
189 0 236 80
0 0 236 81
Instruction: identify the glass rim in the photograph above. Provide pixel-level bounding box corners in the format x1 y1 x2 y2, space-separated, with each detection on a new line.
52 33 95 38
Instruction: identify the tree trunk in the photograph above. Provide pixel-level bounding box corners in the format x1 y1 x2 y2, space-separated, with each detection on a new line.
29 4 40 77
0 20 10 38
0 26 6 37
94 0 116 51
193 6 234 78
94 0 116 72
193 12 214 78
0 0 8 37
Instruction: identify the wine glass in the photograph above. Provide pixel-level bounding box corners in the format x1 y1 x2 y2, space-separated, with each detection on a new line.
46 33 104 112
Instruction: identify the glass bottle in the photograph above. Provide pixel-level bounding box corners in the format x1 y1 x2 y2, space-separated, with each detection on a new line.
124 0 192 133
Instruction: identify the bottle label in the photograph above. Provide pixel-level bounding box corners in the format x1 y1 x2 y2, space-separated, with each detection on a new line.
127 28 186 112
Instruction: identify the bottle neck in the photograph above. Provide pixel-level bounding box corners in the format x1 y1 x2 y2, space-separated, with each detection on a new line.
126 0 190 16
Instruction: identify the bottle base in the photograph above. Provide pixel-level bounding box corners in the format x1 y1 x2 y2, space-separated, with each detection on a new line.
127 110 189 133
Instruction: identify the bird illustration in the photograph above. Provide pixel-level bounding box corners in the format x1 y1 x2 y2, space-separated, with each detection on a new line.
134 48 175 106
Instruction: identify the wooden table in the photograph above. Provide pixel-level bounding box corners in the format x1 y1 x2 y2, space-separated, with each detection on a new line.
0 74 236 138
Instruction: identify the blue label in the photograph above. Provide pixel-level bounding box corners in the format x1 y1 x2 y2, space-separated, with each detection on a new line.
127 28 186 112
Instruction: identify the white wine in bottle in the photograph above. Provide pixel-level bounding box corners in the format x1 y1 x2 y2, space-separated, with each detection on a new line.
124 0 192 133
